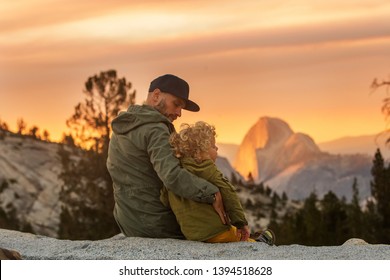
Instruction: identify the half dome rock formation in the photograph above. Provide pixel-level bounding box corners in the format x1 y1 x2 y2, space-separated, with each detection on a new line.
234 117 371 200
235 117 320 182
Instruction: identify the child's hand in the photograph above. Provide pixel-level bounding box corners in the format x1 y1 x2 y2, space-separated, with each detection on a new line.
212 192 228 224
237 225 250 241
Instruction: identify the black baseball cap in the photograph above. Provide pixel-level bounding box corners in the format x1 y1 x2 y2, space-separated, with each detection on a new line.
149 74 200 112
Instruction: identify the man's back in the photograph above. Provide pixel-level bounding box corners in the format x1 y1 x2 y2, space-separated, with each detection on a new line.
107 105 183 238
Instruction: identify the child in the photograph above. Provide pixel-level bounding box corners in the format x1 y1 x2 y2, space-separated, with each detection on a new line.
161 121 265 243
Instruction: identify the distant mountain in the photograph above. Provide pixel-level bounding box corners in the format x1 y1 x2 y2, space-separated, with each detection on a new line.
218 130 390 167
234 117 373 201
235 117 321 181
318 132 390 159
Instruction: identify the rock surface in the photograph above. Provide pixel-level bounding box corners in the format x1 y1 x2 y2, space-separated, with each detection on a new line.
0 229 389 260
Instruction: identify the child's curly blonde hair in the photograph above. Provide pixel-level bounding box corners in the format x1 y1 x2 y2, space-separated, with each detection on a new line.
170 121 216 163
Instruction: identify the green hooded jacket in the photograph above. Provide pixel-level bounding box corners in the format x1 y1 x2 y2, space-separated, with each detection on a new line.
161 157 248 241
106 105 219 238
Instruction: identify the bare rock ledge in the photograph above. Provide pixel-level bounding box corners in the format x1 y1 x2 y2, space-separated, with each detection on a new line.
0 229 389 260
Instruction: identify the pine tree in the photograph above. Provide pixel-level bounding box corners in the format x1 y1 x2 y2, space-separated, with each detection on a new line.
300 192 322 245
281 192 288 201
347 178 363 239
16 118 27 135
0 118 8 140
247 172 255 186
0 118 9 131
369 148 390 243
28 125 40 139
271 192 280 208
321 191 348 245
42 130 50 142
363 199 381 243
58 70 136 240
66 69 136 153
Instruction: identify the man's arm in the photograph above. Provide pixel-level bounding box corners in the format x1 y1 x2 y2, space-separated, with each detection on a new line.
146 123 218 204
207 164 248 228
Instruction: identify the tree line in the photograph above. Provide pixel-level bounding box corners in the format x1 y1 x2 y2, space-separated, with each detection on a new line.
266 149 389 245
0 118 51 141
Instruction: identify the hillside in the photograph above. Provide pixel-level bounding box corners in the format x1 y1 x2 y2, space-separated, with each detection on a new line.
0 132 62 237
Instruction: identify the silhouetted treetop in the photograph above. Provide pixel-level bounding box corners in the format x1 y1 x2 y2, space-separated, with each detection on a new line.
66 69 136 153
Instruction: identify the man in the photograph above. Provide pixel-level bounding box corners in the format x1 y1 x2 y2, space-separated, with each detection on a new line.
107 74 226 238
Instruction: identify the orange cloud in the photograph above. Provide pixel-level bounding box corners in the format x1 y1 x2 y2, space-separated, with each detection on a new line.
1 0 390 144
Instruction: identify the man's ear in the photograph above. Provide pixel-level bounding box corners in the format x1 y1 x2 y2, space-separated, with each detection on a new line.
152 88 162 103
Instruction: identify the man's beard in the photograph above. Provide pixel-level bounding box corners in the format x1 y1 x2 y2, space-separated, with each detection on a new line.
156 98 175 122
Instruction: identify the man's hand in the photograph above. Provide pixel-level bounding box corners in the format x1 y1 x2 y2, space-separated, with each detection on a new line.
236 225 250 241
212 192 228 224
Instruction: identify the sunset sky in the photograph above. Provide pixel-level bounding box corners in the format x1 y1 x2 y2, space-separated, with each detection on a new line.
1 0 390 145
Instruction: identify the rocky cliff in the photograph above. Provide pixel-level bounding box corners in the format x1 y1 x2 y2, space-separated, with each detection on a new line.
0 133 62 237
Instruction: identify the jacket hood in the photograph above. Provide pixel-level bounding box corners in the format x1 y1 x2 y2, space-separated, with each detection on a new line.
111 105 173 135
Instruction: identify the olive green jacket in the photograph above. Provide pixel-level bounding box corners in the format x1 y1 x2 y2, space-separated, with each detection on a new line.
161 157 248 241
107 105 219 238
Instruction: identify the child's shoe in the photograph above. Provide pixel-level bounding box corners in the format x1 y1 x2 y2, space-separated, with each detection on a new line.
250 229 275 246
